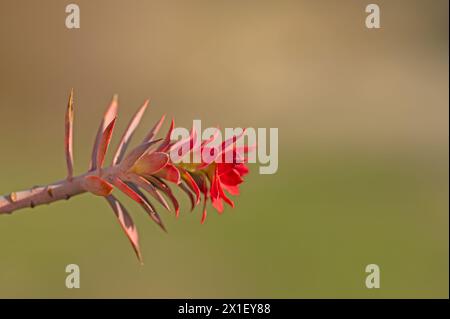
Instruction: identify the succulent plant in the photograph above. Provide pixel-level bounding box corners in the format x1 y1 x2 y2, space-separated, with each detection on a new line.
0 90 250 263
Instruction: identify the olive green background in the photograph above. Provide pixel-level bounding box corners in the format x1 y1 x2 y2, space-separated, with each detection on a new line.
0 0 448 298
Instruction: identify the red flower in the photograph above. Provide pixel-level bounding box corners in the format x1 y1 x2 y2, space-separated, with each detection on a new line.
173 131 252 223
129 123 251 224
209 162 249 213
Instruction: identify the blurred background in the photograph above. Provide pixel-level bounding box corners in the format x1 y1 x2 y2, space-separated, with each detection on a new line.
0 0 448 298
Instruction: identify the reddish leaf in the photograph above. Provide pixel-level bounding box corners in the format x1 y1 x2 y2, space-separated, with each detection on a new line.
120 139 162 171
156 119 174 152
147 176 180 217
127 174 171 212
82 176 113 197
201 198 208 224
112 100 149 165
199 175 209 224
209 167 224 213
132 152 169 176
126 181 167 232
112 177 166 232
180 169 200 205
96 118 116 170
105 195 142 263
112 177 143 203
143 114 166 142
155 163 181 184
218 180 234 208
179 182 196 211
90 95 119 170
65 88 75 180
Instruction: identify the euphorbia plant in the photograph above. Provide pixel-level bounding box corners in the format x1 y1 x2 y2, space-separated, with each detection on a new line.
0 90 250 263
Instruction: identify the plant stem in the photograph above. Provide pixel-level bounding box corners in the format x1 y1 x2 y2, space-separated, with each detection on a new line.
0 167 119 215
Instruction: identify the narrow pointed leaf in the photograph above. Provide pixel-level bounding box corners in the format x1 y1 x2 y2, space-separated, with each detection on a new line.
96 118 117 170
120 138 162 171
127 174 171 211
112 100 149 165
196 174 209 224
200 187 208 224
113 177 143 203
201 195 208 224
112 177 166 232
126 182 166 231
179 182 196 211
90 95 119 170
147 176 180 217
156 119 174 152
210 168 224 213
143 114 166 142
218 180 234 208
105 195 142 263
65 88 75 180
180 169 201 205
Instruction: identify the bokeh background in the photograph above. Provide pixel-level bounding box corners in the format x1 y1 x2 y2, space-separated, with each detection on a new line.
0 0 448 298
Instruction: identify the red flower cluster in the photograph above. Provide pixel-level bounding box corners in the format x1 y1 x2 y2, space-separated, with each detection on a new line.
1 91 253 263
61 92 252 261
134 126 251 223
